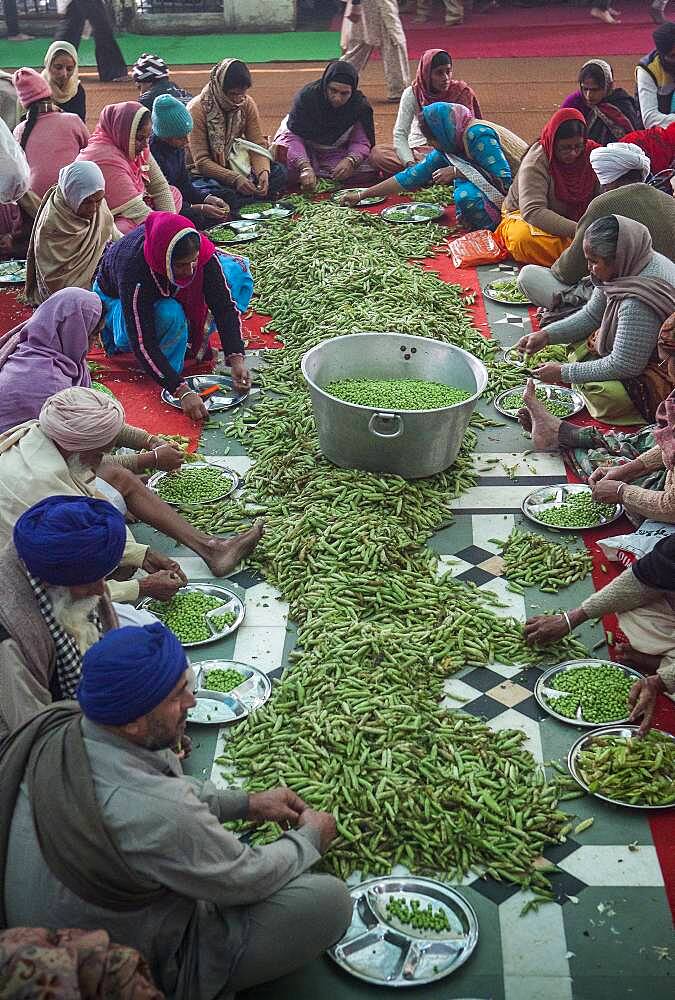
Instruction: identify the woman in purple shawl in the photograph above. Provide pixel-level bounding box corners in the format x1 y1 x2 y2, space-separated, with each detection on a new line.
0 288 101 434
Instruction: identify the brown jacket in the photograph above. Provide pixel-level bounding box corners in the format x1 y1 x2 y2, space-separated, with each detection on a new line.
0 544 118 740
187 94 268 186
502 142 598 240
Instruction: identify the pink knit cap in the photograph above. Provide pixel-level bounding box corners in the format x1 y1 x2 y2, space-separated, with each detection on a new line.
13 67 52 107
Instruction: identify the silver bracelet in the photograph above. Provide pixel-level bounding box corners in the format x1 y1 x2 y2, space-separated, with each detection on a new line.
616 482 626 498
177 388 198 401
152 449 159 466
562 611 573 635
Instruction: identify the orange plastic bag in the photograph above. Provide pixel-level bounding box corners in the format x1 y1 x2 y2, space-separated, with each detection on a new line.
447 229 508 269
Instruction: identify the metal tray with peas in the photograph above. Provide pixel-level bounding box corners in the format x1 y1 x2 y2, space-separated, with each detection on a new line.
331 188 387 207
483 278 532 306
568 725 675 809
161 375 249 413
188 659 272 724
522 483 623 532
494 383 584 420
147 462 240 506
237 200 295 221
139 584 245 647
381 202 445 224
207 222 263 245
0 259 26 285
535 660 643 728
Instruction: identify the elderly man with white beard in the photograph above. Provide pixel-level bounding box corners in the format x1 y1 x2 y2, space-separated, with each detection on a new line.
0 495 155 740
0 386 263 604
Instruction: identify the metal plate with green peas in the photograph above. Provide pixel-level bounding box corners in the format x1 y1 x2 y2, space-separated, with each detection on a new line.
161 375 249 413
494 383 584 420
237 200 295 221
381 202 445 224
0 259 26 285
503 344 569 368
567 725 675 810
191 659 272 723
483 278 532 306
147 462 240 506
535 660 643 728
207 223 262 245
330 188 387 207
522 483 622 532
139 584 245 647
329 876 478 987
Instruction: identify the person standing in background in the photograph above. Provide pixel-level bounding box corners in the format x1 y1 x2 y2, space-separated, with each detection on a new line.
341 0 409 102
414 0 467 26
57 0 128 83
2 0 33 40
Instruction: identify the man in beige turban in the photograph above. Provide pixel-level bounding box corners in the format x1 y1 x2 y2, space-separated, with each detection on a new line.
0 387 263 603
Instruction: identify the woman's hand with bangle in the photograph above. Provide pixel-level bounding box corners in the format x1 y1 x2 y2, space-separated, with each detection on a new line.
332 157 354 181
177 384 208 421
228 354 252 394
524 608 586 647
149 443 184 471
590 478 626 504
234 174 257 195
255 170 270 196
299 163 317 192
588 461 640 487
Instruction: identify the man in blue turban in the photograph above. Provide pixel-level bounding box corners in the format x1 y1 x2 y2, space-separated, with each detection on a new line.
0 494 151 740
0 621 351 996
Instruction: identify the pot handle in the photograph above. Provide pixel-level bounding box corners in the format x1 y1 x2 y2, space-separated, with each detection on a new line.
368 412 404 439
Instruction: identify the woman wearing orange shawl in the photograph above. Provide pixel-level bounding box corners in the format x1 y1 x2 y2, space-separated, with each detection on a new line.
370 49 482 175
496 108 600 266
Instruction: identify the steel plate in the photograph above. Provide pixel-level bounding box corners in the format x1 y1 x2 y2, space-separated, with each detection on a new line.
521 483 623 532
567 725 675 810
535 659 643 728
0 259 26 285
161 374 249 412
207 224 262 245
146 462 240 506
331 188 387 207
483 280 531 306
189 659 272 724
329 876 478 987
381 202 444 224
494 383 585 420
139 583 245 648
238 200 295 221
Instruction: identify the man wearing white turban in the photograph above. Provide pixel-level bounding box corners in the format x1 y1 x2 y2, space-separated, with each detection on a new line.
0 387 263 602
518 141 675 311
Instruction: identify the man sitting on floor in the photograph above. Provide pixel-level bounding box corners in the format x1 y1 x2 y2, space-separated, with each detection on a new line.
0 623 352 997
518 142 675 310
0 495 156 740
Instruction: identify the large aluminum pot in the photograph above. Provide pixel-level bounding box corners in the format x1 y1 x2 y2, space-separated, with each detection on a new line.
301 332 488 479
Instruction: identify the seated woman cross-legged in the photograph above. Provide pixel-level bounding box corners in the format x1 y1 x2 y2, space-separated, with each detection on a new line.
561 59 642 146
516 215 675 426
25 161 121 305
341 102 520 232
272 60 375 193
496 109 600 267
94 212 254 423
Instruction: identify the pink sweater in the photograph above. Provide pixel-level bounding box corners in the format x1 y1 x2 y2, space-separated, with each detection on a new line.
14 111 89 200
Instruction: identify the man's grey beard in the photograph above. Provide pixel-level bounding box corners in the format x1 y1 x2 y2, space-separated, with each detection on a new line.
46 586 100 654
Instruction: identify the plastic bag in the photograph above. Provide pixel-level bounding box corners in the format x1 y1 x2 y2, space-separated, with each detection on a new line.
0 119 30 204
598 519 675 569
447 229 508 269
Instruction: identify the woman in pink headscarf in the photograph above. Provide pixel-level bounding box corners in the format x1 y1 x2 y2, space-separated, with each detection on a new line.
77 101 179 234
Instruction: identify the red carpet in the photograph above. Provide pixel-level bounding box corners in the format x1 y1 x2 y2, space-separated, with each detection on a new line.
335 1 658 59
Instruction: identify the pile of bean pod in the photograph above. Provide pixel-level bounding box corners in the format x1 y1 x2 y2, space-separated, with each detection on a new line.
576 730 675 806
187 199 592 889
400 183 457 205
203 667 245 693
499 387 573 419
154 466 229 504
323 378 470 410
386 897 451 933
534 490 617 529
496 528 593 592
512 344 568 367
547 664 634 723
147 591 234 644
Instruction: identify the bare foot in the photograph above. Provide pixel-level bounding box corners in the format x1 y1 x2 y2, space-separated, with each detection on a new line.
7 33 34 40
590 7 619 22
615 643 661 675
521 379 561 451
200 519 264 576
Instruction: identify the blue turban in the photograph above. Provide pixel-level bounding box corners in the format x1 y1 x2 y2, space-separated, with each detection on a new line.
78 622 187 725
13 495 127 586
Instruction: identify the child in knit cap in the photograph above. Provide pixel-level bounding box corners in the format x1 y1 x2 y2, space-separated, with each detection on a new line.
150 93 230 229
133 53 193 112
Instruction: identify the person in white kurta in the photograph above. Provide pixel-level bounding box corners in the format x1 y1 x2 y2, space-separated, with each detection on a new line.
341 0 410 102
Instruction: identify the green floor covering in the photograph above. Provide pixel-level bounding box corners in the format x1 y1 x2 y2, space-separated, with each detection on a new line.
0 30 339 69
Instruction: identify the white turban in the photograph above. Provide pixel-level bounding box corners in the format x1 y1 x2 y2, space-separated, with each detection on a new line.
39 386 125 452
590 142 651 186
58 161 106 212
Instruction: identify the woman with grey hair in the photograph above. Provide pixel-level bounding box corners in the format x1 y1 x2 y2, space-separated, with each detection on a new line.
516 214 675 425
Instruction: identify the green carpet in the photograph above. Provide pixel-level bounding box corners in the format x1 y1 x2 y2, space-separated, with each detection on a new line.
0 31 339 69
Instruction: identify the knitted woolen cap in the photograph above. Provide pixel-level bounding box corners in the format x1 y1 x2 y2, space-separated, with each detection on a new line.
13 67 52 107
151 93 193 138
132 52 169 82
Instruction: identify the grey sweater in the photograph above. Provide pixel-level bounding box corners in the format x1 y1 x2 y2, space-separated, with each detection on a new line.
552 185 675 286
544 251 675 384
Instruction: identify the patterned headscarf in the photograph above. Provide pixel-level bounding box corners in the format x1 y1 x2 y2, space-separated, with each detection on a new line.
421 101 474 154
199 58 247 166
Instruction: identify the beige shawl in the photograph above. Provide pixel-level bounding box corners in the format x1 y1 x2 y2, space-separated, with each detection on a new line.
199 58 246 167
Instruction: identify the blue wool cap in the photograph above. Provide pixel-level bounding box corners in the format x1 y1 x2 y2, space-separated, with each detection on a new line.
13 495 127 586
78 623 187 725
152 93 193 138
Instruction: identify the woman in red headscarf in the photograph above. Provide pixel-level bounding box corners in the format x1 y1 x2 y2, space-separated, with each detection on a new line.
370 48 482 176
94 211 253 422
496 108 600 266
